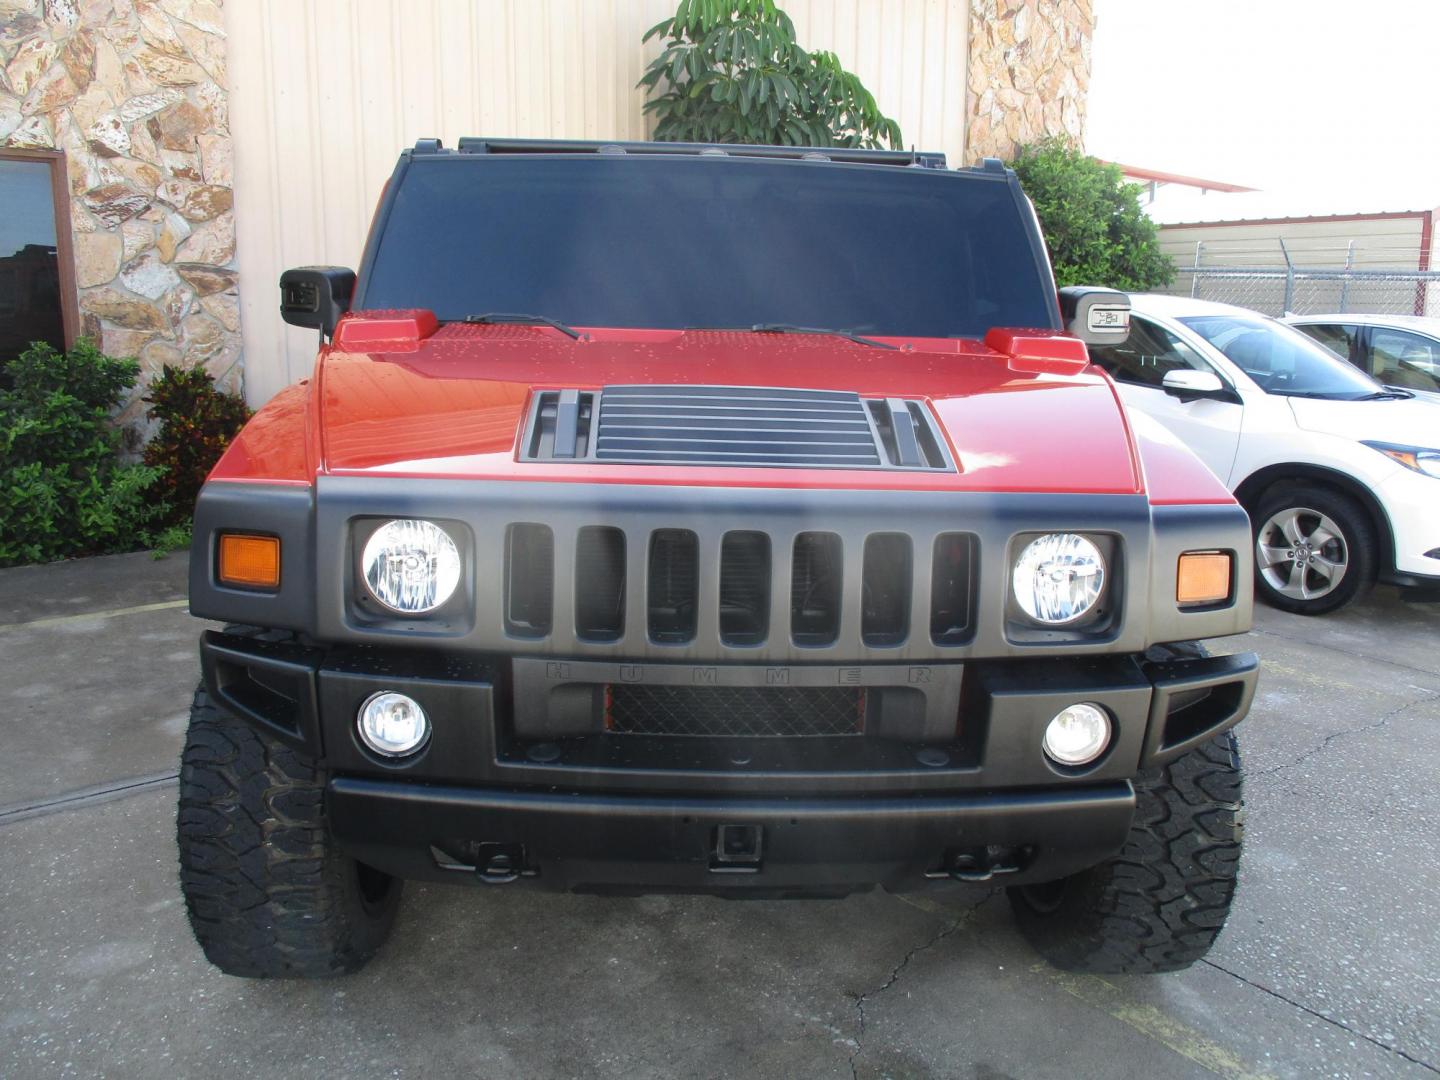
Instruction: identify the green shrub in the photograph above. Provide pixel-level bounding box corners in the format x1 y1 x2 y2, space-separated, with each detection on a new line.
640 0 901 148
142 364 251 530
0 340 163 567
1011 138 1174 292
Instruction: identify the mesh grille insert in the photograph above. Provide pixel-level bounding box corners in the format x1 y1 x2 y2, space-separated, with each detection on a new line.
606 685 866 737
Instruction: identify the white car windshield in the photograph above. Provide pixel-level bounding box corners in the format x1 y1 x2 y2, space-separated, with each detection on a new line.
1180 315 1390 400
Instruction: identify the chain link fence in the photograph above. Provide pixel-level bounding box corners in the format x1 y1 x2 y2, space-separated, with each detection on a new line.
1159 236 1439 317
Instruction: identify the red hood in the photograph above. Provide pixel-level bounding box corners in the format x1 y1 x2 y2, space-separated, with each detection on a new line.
222 319 1146 495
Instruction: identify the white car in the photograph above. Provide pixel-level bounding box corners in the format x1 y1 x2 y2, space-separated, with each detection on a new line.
1285 313 1440 400
1087 294 1440 614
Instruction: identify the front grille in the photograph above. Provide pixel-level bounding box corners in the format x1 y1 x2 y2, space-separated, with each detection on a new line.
648 529 698 643
606 685 866 737
505 523 553 637
500 524 978 653
792 532 843 645
862 533 912 646
720 531 770 645
575 526 625 641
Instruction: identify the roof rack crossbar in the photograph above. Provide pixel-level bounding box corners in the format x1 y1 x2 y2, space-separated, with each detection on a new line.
443 137 946 169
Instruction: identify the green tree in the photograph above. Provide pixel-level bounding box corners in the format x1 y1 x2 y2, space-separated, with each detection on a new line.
639 0 901 149
1011 138 1174 291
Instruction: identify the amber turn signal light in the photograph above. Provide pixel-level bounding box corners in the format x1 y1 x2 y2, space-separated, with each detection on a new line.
218 534 281 589
1176 552 1231 606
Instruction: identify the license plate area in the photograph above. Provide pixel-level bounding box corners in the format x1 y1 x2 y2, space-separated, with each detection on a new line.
510 658 963 743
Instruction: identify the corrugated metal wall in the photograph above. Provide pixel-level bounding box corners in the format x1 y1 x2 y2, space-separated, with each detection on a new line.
226 0 970 404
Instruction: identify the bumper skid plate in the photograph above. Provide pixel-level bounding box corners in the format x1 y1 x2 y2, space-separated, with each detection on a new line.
327 779 1138 895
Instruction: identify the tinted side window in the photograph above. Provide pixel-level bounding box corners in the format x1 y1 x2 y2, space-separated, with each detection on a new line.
1369 328 1440 391
1295 323 1359 363
1088 317 1216 388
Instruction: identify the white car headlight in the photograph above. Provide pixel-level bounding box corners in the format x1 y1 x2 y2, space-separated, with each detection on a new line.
1363 441 1440 479
362 519 461 613
1013 533 1106 625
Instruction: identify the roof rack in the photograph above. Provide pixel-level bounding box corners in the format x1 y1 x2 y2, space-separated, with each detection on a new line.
411 137 947 170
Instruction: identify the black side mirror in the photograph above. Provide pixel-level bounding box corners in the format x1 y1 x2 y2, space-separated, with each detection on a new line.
280 266 356 339
1058 286 1131 346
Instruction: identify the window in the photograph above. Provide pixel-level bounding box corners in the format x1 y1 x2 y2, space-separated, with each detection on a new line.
1087 316 1218 388
1294 323 1360 364
1179 314 1381 399
1368 328 1440 392
0 149 77 362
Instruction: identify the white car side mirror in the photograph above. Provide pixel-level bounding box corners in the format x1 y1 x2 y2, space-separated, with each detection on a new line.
1162 369 1227 401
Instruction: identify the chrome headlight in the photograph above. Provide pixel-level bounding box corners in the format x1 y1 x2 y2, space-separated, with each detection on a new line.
362 519 461 613
1013 533 1106 625
1362 441 1440 479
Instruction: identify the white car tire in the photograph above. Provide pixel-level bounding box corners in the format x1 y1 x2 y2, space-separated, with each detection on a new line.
1251 484 1376 615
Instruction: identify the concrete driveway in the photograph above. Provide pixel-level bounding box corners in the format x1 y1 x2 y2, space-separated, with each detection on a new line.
1 552 1437 1079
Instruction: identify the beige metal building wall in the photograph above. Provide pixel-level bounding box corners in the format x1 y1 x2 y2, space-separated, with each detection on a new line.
1159 215 1430 272
226 0 969 405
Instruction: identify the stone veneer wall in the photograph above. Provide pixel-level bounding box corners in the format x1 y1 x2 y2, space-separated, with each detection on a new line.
965 0 1093 165
0 0 238 446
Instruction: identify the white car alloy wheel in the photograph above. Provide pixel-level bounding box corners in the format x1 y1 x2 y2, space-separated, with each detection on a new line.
1255 507 1349 602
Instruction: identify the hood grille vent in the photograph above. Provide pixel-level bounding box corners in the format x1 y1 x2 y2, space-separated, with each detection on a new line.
522 386 952 470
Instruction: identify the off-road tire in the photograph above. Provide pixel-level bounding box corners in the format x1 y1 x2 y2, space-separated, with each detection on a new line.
177 683 402 977
1252 482 1375 615
1008 730 1243 974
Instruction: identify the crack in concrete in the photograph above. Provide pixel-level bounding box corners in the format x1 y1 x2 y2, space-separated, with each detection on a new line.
846 891 994 1079
0 772 179 826
1202 958 1440 1076
1254 689 1440 778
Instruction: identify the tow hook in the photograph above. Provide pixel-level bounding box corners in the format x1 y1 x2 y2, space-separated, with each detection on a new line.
429 842 535 883
478 850 523 884
924 845 1029 883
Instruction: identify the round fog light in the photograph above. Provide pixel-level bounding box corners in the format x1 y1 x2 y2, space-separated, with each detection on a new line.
357 691 430 757
1042 703 1111 767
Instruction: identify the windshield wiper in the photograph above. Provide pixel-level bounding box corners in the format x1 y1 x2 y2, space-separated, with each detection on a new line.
749 323 897 350
463 312 582 340
1362 388 1415 400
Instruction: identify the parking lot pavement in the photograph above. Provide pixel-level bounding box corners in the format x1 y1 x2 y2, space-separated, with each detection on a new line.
1 552 1437 1079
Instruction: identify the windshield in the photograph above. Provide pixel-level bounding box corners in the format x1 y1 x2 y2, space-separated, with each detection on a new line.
1179 315 1384 399
359 156 1057 339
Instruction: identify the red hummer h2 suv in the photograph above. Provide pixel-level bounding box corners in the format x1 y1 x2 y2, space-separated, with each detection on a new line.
179 138 1259 978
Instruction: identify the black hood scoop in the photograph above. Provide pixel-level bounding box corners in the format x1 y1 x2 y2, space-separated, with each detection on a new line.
522 385 952 471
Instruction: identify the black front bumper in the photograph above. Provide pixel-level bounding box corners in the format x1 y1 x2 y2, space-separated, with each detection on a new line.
200 630 1258 895
328 779 1136 895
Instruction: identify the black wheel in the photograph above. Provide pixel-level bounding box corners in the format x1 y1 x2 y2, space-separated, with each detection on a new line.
1008 730 1243 974
177 683 402 977
1251 483 1375 615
